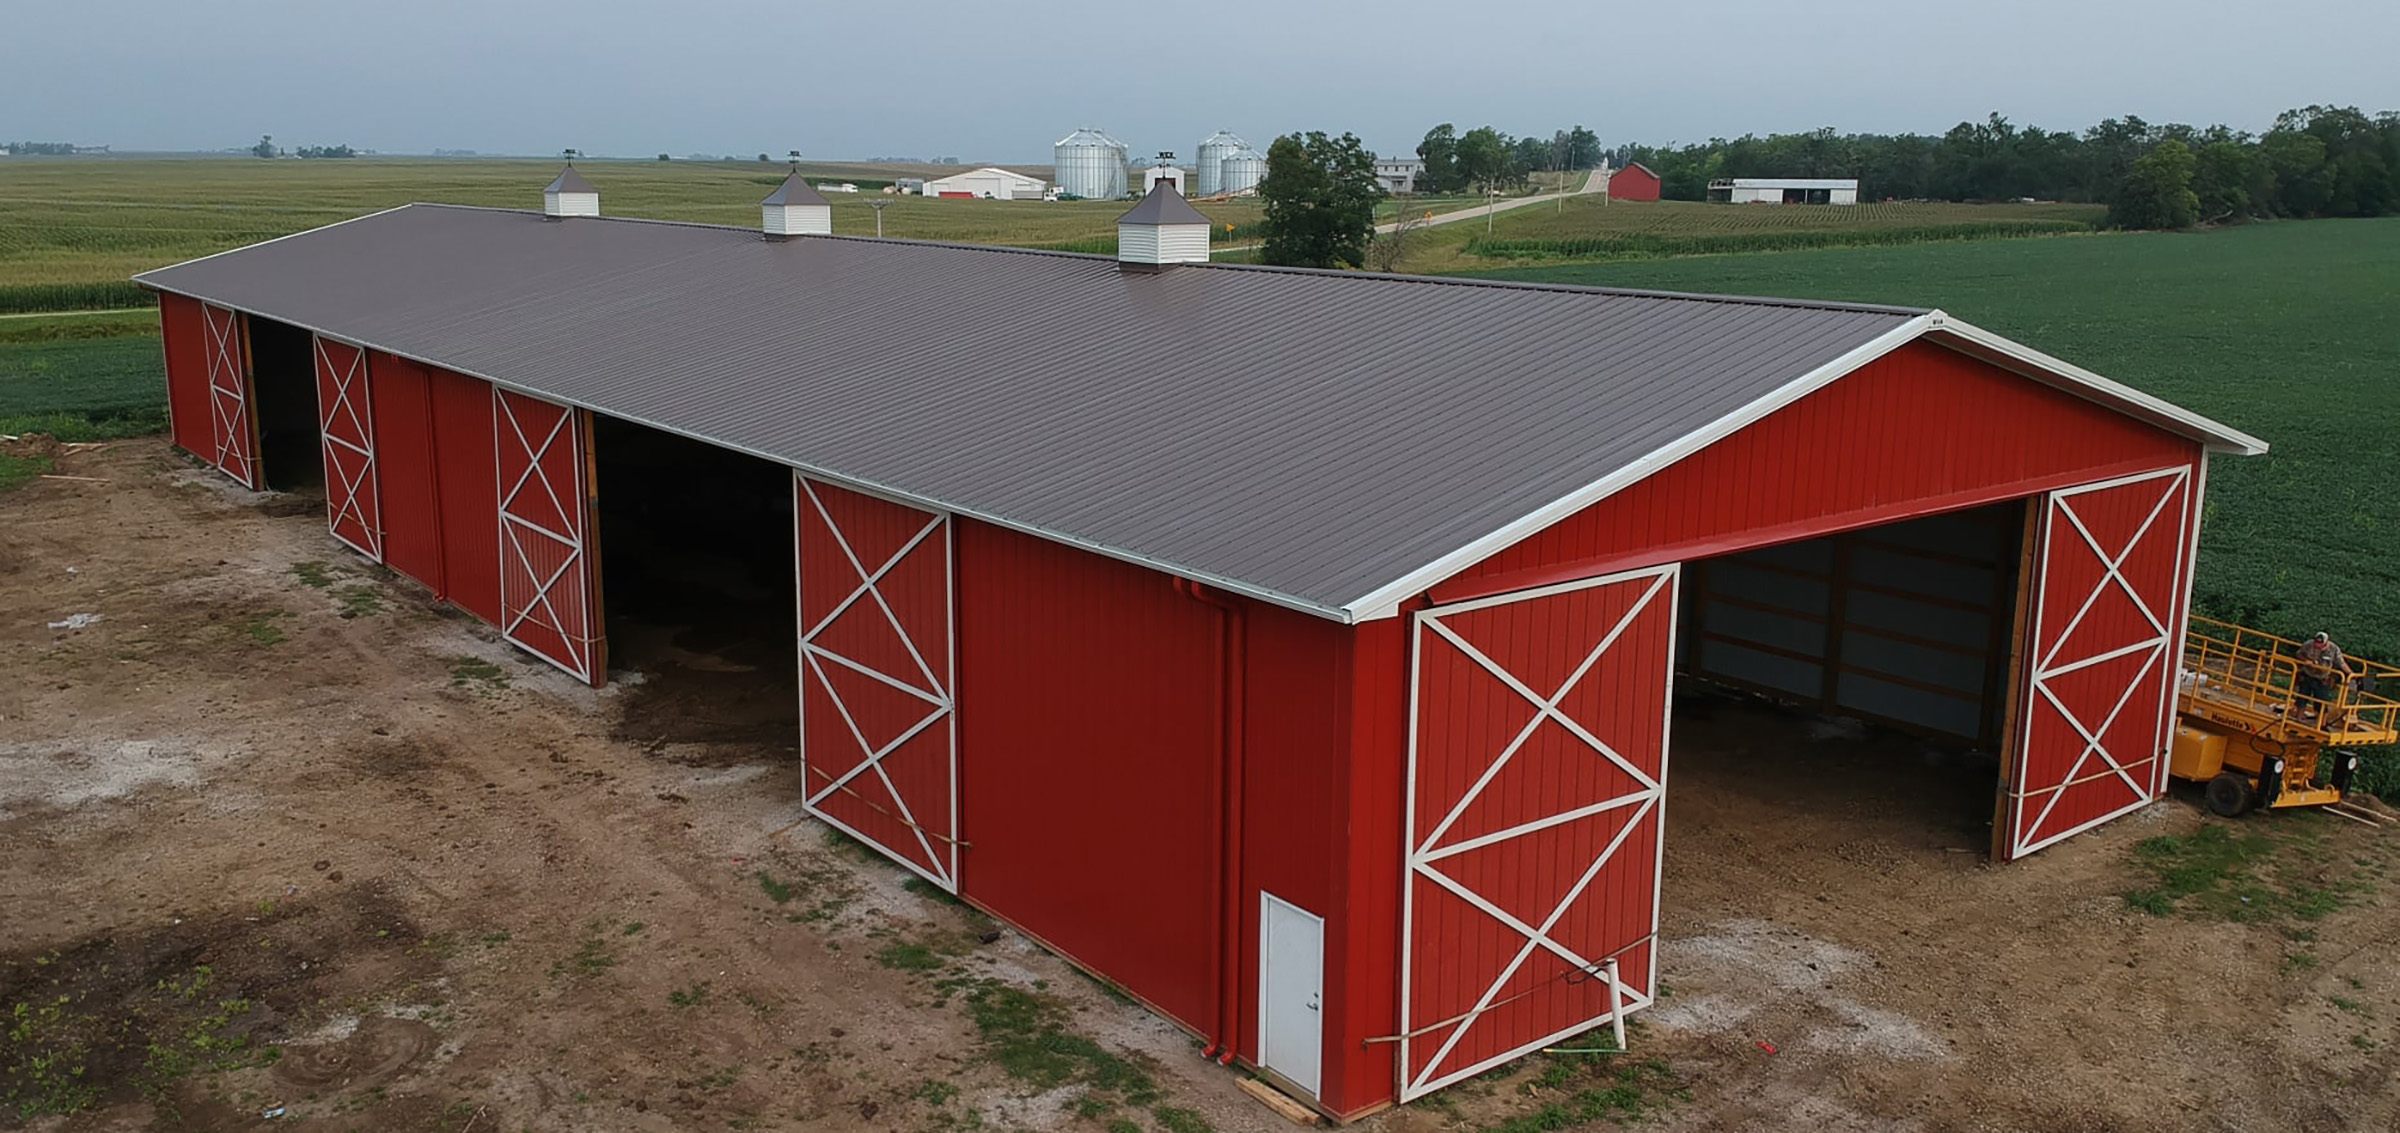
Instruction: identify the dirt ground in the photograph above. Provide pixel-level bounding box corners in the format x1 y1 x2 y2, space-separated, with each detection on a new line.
6 437 2400 1132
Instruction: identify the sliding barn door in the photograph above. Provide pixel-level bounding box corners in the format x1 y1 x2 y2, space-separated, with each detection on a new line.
1400 564 1677 1100
313 336 381 560
201 303 260 487
795 475 958 892
495 388 602 684
2004 466 2192 859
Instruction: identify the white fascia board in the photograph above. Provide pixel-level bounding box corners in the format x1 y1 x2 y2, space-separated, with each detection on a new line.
1341 313 1939 622
1920 313 2268 457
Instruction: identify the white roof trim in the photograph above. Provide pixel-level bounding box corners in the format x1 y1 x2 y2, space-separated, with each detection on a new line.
132 203 417 279
1343 311 2265 621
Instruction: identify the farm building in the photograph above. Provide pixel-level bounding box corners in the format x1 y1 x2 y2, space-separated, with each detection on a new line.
135 171 2263 1121
920 166 1047 200
1374 156 1425 194
1141 163 1188 195
1607 162 1662 201
1709 177 1861 204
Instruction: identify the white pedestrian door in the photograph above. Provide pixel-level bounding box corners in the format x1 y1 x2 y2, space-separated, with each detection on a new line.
1258 893 1324 1099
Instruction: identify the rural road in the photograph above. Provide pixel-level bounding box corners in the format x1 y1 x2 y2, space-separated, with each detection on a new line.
1375 166 1609 234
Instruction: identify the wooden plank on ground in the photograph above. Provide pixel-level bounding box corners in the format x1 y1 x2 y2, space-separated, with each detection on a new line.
1237 1077 1320 1126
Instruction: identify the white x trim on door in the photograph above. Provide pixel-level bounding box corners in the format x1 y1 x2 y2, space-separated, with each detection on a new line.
1400 564 1677 1100
2011 466 2190 858
495 391 594 683
797 475 958 892
202 303 255 487
315 337 382 560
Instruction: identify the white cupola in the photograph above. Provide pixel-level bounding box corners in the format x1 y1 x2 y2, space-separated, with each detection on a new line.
1115 180 1211 270
761 172 833 237
542 164 599 218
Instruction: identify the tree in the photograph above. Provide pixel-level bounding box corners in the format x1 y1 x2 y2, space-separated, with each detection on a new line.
2109 138 2199 229
2191 140 2257 221
1417 124 1459 194
757 153 771 163
251 134 276 159
1257 131 1382 269
1454 126 1512 193
1564 126 1602 170
1364 192 1431 272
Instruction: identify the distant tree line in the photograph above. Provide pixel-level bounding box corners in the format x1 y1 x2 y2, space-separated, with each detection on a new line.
5 141 80 155
1605 106 2399 229
247 135 358 158
1413 124 1602 194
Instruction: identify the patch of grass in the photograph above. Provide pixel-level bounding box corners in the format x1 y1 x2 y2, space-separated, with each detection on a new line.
0 451 52 492
1473 1044 1680 1132
1152 1104 1211 1132
903 876 961 906
2331 995 2369 1015
2284 952 2320 974
910 1078 959 1106
479 931 511 947
0 336 168 433
447 657 508 691
335 585 384 619
2122 823 2369 926
0 410 166 441
876 943 943 972
621 921 645 936
946 977 1159 1107
757 872 796 904
666 983 709 1009
289 561 334 588
548 936 616 979
236 613 287 646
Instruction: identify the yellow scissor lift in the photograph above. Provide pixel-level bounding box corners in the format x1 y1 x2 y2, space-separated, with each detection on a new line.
2174 617 2400 818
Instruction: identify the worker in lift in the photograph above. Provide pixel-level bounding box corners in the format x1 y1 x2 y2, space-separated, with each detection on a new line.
2295 632 2356 720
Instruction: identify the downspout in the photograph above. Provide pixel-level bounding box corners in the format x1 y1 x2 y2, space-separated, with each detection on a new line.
1177 577 1247 1066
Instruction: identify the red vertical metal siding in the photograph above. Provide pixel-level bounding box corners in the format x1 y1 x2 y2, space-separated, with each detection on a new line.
1329 614 1411 1119
2007 468 2193 856
1606 166 1661 202
157 294 213 458
365 353 446 593
955 518 1223 1031
1232 599 1346 1069
428 367 501 625
1435 342 2202 604
797 478 958 888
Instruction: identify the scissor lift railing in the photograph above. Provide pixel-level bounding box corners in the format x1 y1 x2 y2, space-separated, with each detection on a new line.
2181 616 2400 746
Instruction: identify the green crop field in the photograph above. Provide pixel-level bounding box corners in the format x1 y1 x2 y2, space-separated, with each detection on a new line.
0 157 1262 310
1383 196 2106 272
1470 219 2400 670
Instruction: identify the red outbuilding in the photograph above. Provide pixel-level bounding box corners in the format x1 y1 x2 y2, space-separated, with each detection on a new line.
136 174 2264 1120
1607 161 1662 201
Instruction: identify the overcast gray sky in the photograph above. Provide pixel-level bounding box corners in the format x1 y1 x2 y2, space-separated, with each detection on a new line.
11 0 2394 160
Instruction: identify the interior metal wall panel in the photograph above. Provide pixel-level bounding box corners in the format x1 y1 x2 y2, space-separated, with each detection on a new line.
428 367 501 625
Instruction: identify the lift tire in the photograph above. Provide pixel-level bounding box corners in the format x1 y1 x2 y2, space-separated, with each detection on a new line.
2206 772 2255 818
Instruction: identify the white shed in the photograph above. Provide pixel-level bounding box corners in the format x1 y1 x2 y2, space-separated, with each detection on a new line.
1708 178 1860 205
923 167 1049 201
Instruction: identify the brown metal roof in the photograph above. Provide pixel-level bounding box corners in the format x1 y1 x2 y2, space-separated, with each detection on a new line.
543 165 597 194
761 172 830 207
133 204 1999 618
1117 182 1210 226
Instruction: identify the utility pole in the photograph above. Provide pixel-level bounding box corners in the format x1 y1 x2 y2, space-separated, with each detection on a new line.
867 198 890 238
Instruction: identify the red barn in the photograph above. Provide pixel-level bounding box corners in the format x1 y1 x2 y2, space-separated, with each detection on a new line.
1607 161 1662 201
136 174 2262 1120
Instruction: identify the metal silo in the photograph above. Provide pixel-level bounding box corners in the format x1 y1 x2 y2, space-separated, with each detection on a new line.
1218 146 1268 196
1054 127 1128 200
1194 130 1247 197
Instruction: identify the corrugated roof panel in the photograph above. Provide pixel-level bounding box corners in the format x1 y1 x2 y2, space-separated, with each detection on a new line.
136 204 1927 616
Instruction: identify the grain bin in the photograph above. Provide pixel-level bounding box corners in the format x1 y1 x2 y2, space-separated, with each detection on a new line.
1219 146 1268 195
1194 130 1248 197
1054 128 1129 200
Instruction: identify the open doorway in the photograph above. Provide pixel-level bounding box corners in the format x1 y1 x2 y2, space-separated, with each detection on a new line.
1667 501 2031 851
242 315 324 492
589 416 798 749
